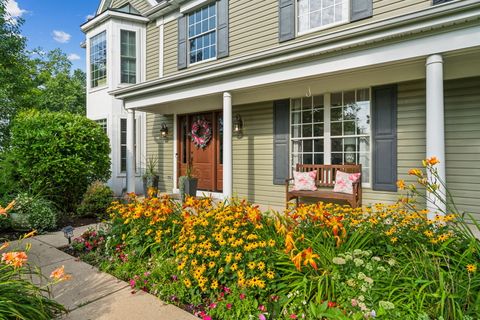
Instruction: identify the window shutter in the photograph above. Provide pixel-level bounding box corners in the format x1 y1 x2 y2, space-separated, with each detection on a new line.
273 100 290 185
177 15 187 70
350 0 373 22
278 0 295 43
372 85 397 192
217 0 229 58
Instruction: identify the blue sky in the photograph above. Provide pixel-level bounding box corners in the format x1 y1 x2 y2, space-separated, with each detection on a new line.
6 0 100 71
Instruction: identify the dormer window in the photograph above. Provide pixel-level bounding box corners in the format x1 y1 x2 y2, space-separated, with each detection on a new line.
117 4 140 14
90 31 107 88
188 3 217 64
120 30 136 84
297 0 349 34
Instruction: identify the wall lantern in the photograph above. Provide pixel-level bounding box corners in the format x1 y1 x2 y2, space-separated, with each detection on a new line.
62 226 75 246
233 114 243 138
160 123 169 140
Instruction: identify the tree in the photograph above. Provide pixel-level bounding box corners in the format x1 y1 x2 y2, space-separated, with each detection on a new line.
4 110 111 213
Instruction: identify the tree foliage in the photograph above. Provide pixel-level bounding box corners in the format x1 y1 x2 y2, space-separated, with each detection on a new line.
0 1 87 147
4 110 111 213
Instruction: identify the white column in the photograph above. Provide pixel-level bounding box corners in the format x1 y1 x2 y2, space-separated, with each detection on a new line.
426 54 446 217
223 92 233 199
126 108 136 194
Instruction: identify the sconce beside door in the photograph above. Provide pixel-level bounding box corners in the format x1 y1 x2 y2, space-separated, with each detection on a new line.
160 123 168 141
233 114 243 138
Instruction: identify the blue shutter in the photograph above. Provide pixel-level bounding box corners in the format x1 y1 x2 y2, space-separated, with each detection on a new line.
372 85 397 191
350 0 373 22
217 0 229 58
278 0 295 43
177 15 187 70
273 100 290 185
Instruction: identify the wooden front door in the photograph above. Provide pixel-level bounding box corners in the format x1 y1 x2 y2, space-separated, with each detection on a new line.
178 112 223 192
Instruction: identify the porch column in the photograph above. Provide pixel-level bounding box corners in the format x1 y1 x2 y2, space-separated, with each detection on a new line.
126 108 136 194
426 54 446 217
223 92 233 199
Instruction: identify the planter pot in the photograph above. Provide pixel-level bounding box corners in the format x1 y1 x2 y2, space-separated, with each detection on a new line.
9 212 30 231
184 178 198 197
143 175 160 195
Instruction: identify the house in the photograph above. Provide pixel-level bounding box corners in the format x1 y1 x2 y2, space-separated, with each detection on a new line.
82 0 480 221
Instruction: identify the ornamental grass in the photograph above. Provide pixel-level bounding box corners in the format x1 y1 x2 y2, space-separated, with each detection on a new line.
94 160 479 319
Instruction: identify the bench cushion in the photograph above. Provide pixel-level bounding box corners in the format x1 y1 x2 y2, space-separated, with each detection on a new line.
333 171 361 194
292 170 317 191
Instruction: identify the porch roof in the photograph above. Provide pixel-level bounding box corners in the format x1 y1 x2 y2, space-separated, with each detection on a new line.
111 0 480 112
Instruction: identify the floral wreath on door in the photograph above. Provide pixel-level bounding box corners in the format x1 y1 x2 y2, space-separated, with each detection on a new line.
191 117 212 149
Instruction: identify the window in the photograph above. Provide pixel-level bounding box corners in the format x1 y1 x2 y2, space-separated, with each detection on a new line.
290 89 371 184
120 118 137 173
95 119 107 134
298 0 349 34
188 3 216 64
90 31 107 88
120 30 136 84
117 4 140 14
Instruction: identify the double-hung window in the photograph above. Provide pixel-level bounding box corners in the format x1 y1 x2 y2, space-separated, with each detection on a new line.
120 118 137 173
95 119 108 134
188 3 216 64
120 30 136 84
290 89 371 184
298 0 349 34
90 31 107 88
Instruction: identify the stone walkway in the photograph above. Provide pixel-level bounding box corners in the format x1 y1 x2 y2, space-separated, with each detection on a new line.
10 225 197 320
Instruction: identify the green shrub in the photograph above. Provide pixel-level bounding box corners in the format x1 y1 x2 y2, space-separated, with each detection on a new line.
3 110 110 213
77 181 114 218
9 193 57 232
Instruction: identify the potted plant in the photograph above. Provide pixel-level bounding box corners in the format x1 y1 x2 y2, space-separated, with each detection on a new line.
179 158 198 202
142 156 160 194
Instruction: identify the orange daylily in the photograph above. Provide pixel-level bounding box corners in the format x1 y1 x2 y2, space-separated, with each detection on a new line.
302 247 319 270
423 156 439 167
0 242 9 251
408 168 422 177
291 251 303 271
0 200 15 216
1 251 28 268
285 231 295 254
50 265 72 281
22 230 37 239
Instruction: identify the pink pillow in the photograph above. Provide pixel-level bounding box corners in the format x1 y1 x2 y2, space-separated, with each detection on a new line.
333 171 361 194
292 171 317 191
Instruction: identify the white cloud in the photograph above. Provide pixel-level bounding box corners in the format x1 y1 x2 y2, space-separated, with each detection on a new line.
52 30 71 44
5 0 27 23
86 14 95 21
67 53 81 61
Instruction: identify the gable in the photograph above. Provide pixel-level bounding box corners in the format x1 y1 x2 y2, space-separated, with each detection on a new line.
109 0 153 15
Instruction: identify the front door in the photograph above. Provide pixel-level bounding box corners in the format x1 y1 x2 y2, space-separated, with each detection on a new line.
178 112 223 192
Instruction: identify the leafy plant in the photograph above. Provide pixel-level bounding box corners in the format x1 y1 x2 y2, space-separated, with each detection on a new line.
76 181 114 218
9 193 57 232
3 110 110 213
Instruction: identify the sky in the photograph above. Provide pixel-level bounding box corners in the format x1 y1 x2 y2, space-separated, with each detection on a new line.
5 0 100 71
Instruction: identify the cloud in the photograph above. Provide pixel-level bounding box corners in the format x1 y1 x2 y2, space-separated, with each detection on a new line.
67 53 81 61
86 14 95 21
5 0 27 23
52 30 71 44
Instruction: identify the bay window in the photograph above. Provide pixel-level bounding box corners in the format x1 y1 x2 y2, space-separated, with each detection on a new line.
290 88 371 184
298 0 349 34
120 30 136 84
90 31 107 88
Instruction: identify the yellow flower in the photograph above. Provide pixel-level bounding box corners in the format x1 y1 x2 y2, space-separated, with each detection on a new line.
423 230 434 238
390 237 398 244
234 252 242 261
266 270 275 279
211 280 219 289
466 264 477 273
208 261 216 269
396 180 406 190
268 239 276 247
218 267 224 274
183 278 192 288
231 263 238 271
247 261 256 270
257 261 265 271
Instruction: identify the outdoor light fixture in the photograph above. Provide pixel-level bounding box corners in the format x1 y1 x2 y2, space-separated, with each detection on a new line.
233 114 243 138
160 123 169 140
62 226 75 246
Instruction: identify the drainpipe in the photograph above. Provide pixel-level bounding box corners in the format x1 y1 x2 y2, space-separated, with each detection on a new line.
426 54 446 218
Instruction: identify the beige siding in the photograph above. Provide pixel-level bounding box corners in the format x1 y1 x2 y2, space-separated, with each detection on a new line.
163 21 178 77
445 77 480 221
160 0 432 78
146 114 174 192
146 23 160 80
232 102 285 206
110 0 151 14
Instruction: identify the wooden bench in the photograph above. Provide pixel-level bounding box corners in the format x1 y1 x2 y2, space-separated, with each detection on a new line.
286 164 362 208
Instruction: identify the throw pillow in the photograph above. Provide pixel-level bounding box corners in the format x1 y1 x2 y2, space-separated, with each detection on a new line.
333 171 361 194
292 170 317 191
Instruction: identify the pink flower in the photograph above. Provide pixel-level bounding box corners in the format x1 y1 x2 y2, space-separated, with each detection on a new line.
239 293 246 300
258 305 266 312
226 303 232 310
209 303 217 309
129 279 136 288
290 314 298 319
259 314 267 320
202 316 212 320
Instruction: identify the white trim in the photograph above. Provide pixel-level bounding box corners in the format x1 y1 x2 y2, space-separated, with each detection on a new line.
173 114 178 191
113 1 480 99
122 25 480 109
297 21 349 37
164 11 182 24
172 189 224 199
96 0 108 15
323 93 331 165
223 92 233 199
296 0 350 37
81 10 149 33
147 0 159 6
180 0 215 13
